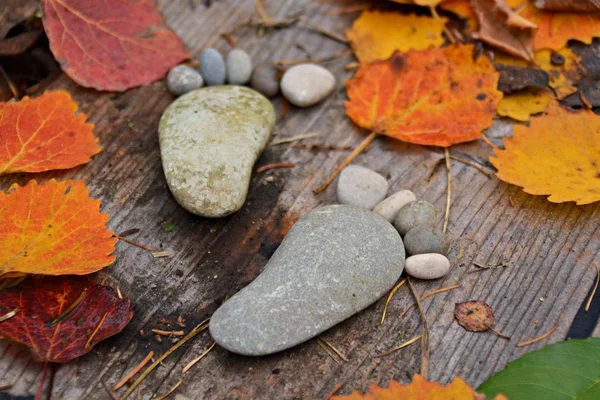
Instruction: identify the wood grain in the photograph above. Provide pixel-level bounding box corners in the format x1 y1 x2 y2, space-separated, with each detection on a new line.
1 1 599 398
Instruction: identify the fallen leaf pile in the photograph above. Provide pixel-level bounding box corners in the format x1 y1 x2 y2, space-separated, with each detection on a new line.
0 276 132 363
332 374 508 399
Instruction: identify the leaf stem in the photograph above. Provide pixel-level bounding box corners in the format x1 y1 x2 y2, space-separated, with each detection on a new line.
314 131 378 194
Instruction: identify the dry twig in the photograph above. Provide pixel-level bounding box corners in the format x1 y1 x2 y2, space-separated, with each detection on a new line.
113 351 155 391
182 342 216 373
119 319 210 400
449 155 492 179
315 131 378 194
443 148 451 233
381 278 407 325
407 278 429 379
517 313 563 347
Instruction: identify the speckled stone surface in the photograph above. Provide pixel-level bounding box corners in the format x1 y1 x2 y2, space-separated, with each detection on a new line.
159 86 275 217
336 165 389 210
403 226 445 255
393 200 436 236
209 205 405 356
226 49 252 85
167 65 204 96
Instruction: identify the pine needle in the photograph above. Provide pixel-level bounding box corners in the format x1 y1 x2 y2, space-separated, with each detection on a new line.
113 351 155 391
381 278 407 325
85 312 108 348
314 131 378 194
269 133 319 146
407 278 429 379
400 284 461 319
586 263 600 312
49 288 88 325
449 155 492 179
318 337 349 362
517 313 562 347
256 162 296 173
119 320 210 400
375 334 423 358
317 339 342 365
324 382 345 399
443 148 451 233
0 307 19 322
480 133 498 149
182 342 216 374
154 380 182 400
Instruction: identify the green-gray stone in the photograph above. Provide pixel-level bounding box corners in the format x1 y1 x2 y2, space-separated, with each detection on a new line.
209 205 405 356
159 86 275 217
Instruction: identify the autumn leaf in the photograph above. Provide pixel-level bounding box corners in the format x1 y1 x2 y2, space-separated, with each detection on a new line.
0 179 116 278
0 276 132 363
345 45 502 147
471 0 536 60
346 11 446 63
41 0 190 91
0 91 100 174
496 89 552 121
491 104 600 205
332 374 508 399
455 300 495 332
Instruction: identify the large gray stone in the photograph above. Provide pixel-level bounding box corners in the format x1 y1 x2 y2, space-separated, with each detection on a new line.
159 86 275 217
209 205 405 356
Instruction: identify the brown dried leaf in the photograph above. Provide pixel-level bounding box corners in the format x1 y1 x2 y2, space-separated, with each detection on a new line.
455 300 494 332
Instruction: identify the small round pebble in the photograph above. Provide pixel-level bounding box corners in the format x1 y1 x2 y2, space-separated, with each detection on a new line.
200 48 226 86
405 253 450 280
393 200 436 236
251 64 280 98
403 226 445 255
373 190 417 222
337 165 389 210
167 65 204 96
227 49 252 85
281 64 335 107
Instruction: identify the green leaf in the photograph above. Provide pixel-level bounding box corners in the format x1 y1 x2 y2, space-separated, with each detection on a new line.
478 338 600 400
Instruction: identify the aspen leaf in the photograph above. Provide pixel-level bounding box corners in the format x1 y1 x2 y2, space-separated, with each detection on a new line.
496 89 552 121
0 276 132 363
345 45 502 147
332 374 509 399
346 11 446 63
42 0 190 91
491 104 600 205
0 179 116 278
0 91 100 174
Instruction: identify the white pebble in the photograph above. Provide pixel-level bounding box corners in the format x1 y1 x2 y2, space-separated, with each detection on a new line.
167 65 203 96
373 190 417 222
281 64 335 107
404 253 450 280
227 49 253 85
336 165 388 210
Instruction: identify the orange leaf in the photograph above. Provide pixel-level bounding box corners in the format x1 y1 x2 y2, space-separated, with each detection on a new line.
0 179 116 278
491 104 600 205
345 45 502 147
0 91 100 174
42 0 190 91
346 11 446 63
332 375 508 399
519 1 600 51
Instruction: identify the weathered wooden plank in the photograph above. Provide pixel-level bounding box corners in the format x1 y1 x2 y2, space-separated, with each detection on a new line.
1 0 599 399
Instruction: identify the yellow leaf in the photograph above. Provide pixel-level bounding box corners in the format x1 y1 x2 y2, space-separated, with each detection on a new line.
0 179 116 278
332 375 509 399
346 11 446 63
491 104 600 205
496 89 552 121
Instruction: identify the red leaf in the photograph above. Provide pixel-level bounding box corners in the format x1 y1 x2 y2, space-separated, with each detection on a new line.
0 276 132 363
41 0 190 91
